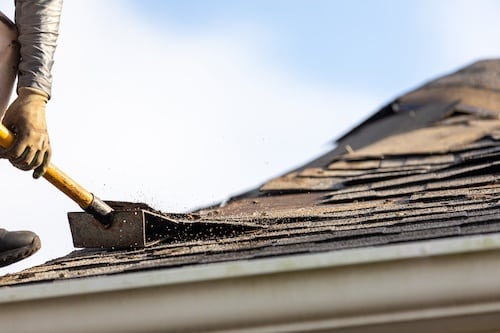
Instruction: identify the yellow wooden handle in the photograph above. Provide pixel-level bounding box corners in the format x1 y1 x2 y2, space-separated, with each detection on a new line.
42 164 94 208
0 124 94 209
0 123 14 148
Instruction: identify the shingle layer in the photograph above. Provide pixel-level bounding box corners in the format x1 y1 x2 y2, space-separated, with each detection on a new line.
3 60 500 286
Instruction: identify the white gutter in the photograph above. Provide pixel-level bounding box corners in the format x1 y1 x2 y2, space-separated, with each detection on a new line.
2 234 500 333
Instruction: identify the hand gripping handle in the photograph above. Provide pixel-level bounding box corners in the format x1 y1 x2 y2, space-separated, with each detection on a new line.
0 124 113 224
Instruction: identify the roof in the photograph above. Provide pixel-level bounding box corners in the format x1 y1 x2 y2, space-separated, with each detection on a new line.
4 60 500 333
4 235 500 333
3 59 500 285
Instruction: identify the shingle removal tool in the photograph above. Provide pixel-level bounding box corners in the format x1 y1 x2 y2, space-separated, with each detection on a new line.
0 124 257 249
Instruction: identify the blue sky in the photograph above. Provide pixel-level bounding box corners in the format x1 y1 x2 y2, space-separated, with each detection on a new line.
1 0 500 273
125 0 484 95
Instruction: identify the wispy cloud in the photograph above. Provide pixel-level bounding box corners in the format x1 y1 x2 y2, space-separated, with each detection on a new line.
51 0 381 208
414 0 500 75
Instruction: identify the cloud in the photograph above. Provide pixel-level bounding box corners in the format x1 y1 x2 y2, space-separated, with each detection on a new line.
0 0 381 274
418 0 500 73
51 0 382 208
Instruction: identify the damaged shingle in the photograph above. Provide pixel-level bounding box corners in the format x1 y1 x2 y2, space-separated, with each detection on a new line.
4 60 500 286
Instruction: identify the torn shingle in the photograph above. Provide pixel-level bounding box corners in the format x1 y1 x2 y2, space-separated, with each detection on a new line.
5 60 500 286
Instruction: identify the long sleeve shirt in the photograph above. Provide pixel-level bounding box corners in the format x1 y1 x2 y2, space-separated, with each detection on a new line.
15 0 62 98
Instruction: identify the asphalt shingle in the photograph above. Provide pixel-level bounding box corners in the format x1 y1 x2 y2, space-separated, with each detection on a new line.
3 60 500 286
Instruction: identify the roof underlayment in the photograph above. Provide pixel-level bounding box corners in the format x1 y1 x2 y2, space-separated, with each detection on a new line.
2 59 500 287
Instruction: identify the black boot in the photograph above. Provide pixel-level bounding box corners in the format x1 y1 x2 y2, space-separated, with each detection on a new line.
0 228 41 267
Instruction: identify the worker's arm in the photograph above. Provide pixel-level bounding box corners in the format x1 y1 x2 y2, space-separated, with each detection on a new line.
15 0 62 97
0 0 62 178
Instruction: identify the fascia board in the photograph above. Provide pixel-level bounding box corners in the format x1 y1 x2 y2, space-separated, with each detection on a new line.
2 233 500 332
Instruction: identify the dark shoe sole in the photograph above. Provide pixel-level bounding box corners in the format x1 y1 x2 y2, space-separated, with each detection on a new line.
0 235 41 267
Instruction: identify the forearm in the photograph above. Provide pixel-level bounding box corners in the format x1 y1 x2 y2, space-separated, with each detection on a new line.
15 0 62 98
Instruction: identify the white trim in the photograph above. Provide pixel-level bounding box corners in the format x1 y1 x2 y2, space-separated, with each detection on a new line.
2 232 500 302
2 233 500 332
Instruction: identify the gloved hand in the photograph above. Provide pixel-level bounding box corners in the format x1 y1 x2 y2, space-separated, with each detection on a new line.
0 87 51 179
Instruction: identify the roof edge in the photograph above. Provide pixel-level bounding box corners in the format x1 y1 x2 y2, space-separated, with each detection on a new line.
2 232 500 302
3 234 500 332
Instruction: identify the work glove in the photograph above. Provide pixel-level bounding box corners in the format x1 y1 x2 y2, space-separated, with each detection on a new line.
0 87 51 179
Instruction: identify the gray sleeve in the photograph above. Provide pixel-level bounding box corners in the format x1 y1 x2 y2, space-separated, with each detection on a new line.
15 0 62 98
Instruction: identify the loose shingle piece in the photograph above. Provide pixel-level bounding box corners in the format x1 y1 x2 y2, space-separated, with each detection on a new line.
4 60 500 286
